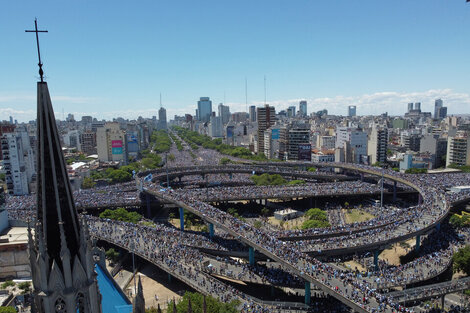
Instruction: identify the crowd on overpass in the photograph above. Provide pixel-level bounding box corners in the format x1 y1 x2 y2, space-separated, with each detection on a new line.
172 181 383 202
4 183 141 211
148 185 425 312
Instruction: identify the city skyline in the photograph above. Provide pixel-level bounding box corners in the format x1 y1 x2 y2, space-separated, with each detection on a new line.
1 0 470 122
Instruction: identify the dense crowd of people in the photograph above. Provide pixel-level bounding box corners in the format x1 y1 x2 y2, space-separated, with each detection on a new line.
173 181 382 201
6 134 470 312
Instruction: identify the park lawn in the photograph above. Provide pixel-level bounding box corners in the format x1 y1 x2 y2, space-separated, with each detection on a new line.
344 209 375 224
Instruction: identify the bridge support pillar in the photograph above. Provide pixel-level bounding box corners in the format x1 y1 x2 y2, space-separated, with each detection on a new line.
146 194 151 218
441 295 445 309
249 247 255 266
168 273 172 283
360 173 364 182
415 235 421 252
309 198 313 208
374 250 379 271
418 193 423 205
436 222 441 232
209 223 214 239
179 207 185 231
305 281 311 305
393 181 397 202
270 285 275 297
178 176 182 183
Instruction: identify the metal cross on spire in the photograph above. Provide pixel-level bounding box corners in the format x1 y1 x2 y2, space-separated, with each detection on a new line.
25 18 48 82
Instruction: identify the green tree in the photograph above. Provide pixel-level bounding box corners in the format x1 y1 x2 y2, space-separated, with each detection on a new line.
0 307 17 313
1 280 15 289
81 177 96 189
18 281 31 294
168 292 239 313
105 248 120 264
99 208 142 224
253 220 262 229
260 207 270 217
219 157 232 165
453 245 470 275
305 208 327 220
227 208 238 216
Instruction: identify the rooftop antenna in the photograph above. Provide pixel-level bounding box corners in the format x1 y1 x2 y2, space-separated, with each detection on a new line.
25 18 48 82
264 75 267 106
245 77 248 112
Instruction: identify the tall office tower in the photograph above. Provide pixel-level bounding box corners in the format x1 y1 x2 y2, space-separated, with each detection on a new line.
257 105 276 154
414 102 421 111
249 105 257 122
335 127 368 164
407 103 414 113
158 106 167 130
287 124 310 160
288 106 296 117
79 131 97 155
348 105 357 117
96 122 127 164
209 116 223 138
434 99 443 119
368 125 388 164
1 128 35 195
197 97 212 122
446 132 470 167
299 100 307 116
30 79 103 313
218 103 231 125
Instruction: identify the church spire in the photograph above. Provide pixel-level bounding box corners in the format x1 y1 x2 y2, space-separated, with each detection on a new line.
26 19 102 313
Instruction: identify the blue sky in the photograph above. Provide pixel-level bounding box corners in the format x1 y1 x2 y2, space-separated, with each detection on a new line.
1 0 469 122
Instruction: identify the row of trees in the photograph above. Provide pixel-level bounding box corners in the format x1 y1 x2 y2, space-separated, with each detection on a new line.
99 207 142 224
173 126 267 161
168 132 183 151
151 130 172 153
250 173 305 186
153 292 239 313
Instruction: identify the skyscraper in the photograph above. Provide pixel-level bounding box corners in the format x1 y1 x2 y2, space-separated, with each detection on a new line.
434 99 447 120
288 106 296 117
257 105 276 154
348 105 356 117
368 125 388 164
249 105 256 122
218 103 231 125
299 100 307 116
407 103 414 113
158 106 167 130
197 97 212 122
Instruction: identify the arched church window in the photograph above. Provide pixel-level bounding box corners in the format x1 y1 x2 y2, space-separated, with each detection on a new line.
76 292 86 313
55 297 67 313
